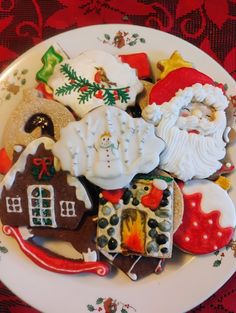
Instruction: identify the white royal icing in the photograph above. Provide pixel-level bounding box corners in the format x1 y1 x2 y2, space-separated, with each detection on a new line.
183 179 236 228
66 174 92 209
52 106 165 190
0 137 55 197
48 50 143 118
142 84 229 181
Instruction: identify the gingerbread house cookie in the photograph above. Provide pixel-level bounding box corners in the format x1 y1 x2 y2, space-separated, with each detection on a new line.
0 137 92 229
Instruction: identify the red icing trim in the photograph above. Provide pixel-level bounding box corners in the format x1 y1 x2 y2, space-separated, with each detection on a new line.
216 164 235 175
149 67 214 105
102 189 125 204
3 225 110 276
36 83 53 99
0 148 12 174
173 192 234 254
119 53 151 79
141 186 163 210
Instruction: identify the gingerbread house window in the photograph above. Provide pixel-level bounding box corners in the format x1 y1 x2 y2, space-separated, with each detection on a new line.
27 185 57 227
60 201 76 217
6 197 22 213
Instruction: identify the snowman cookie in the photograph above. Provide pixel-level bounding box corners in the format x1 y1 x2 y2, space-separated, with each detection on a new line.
173 179 236 254
52 105 165 190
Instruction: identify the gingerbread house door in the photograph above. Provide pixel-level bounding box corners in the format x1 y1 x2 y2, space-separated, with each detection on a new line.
27 185 57 227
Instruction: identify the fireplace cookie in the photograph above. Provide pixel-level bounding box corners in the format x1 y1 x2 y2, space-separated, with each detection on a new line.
96 172 178 259
173 179 236 254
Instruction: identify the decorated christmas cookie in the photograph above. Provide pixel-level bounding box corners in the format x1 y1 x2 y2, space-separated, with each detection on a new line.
2 213 110 276
96 173 175 258
52 105 165 190
100 252 164 281
142 78 229 181
48 50 143 118
3 89 75 159
157 51 192 80
0 137 93 230
174 179 236 254
35 44 68 99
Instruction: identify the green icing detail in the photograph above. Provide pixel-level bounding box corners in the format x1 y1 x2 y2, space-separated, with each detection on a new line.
36 46 63 84
55 63 130 106
44 218 52 226
133 172 173 183
31 163 56 181
32 218 42 226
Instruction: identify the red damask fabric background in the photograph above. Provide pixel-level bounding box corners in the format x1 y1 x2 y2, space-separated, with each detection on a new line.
0 0 235 312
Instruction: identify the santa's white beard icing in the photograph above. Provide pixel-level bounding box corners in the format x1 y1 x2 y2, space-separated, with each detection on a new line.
142 83 229 181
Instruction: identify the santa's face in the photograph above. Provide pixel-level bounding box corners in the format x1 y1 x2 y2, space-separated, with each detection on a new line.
176 102 216 135
156 84 228 181
99 135 112 148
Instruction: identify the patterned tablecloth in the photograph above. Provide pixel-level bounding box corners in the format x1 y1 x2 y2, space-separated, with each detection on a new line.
0 1 235 312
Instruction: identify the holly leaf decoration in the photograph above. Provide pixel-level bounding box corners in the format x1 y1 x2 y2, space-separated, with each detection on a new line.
0 246 8 254
96 297 104 304
56 63 130 106
121 309 128 313
213 259 221 267
87 304 95 311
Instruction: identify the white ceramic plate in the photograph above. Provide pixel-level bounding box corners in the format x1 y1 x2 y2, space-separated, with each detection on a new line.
0 24 235 313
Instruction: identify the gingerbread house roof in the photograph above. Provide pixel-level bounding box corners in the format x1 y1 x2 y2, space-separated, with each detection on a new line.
0 137 92 209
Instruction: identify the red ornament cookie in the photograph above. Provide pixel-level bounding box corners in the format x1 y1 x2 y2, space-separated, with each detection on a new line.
174 179 236 254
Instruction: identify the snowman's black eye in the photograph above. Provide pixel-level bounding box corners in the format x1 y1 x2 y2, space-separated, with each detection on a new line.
103 138 105 141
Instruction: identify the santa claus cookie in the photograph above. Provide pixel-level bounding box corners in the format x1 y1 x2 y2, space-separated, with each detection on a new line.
3 89 75 160
174 179 236 254
142 68 230 181
48 50 143 118
52 105 165 190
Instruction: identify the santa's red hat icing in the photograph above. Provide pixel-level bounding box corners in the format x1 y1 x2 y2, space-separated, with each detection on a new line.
173 179 236 254
149 67 215 105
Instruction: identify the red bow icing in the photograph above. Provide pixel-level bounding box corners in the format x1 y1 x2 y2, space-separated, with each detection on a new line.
33 157 53 179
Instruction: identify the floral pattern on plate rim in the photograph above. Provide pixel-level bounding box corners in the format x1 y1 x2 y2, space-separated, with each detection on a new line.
87 297 136 313
0 240 8 259
97 30 146 48
0 68 28 104
213 239 236 267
